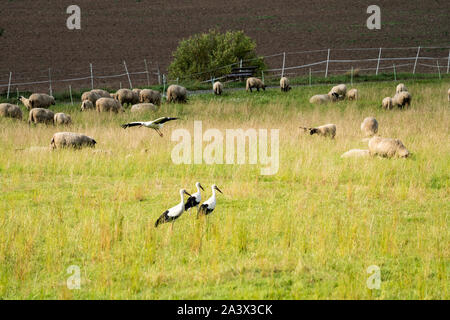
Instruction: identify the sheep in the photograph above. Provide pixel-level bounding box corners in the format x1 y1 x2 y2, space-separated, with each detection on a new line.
300 124 336 139
341 149 370 158
382 97 394 110
140 89 161 105
393 91 412 109
96 97 123 113
368 136 410 158
90 89 111 98
51 132 96 149
132 89 142 104
396 83 408 94
19 93 55 110
166 85 188 103
80 100 94 111
347 88 358 101
0 103 23 120
81 91 101 105
213 81 224 95
113 89 139 107
54 112 72 125
131 103 157 113
309 92 339 104
361 117 378 137
280 77 291 92
28 108 55 125
329 84 347 99
246 77 265 92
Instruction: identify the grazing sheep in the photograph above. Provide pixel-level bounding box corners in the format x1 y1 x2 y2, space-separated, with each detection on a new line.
213 81 224 95
90 89 111 98
300 124 336 139
54 113 72 125
140 89 161 105
280 77 291 92
329 84 347 99
309 92 339 104
96 97 123 113
0 103 23 120
132 89 142 104
51 132 96 149
382 97 394 110
246 77 265 92
28 108 55 125
113 89 138 107
368 136 409 158
393 91 412 109
80 100 94 111
347 88 358 101
341 149 370 158
361 117 378 137
396 83 408 94
131 103 158 113
166 85 188 103
19 93 55 110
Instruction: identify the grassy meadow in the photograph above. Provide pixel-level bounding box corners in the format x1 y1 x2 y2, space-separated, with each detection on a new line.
0 79 448 299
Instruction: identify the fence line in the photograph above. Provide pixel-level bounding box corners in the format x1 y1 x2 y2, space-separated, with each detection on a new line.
1 45 449 92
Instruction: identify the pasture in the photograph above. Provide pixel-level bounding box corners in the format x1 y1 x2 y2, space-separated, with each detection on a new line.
0 80 448 299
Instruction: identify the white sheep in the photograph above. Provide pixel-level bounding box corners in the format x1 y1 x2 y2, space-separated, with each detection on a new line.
90 89 111 98
341 149 370 158
246 77 265 92
130 103 158 112
28 108 54 125
347 88 358 101
300 124 336 139
329 84 347 99
19 93 55 110
81 91 101 105
382 97 394 110
213 81 224 95
361 117 378 137
113 89 139 107
393 91 412 108
368 136 410 158
166 85 188 103
54 113 72 125
309 92 339 104
51 132 97 149
96 97 123 113
0 103 22 120
396 83 408 94
80 100 94 111
280 77 291 92
140 89 161 105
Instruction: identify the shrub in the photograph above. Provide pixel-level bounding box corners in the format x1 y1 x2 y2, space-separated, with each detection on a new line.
168 29 266 81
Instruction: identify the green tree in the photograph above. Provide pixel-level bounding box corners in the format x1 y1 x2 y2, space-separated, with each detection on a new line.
168 30 266 81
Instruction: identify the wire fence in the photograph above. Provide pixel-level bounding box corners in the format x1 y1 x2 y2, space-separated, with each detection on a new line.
1 45 449 99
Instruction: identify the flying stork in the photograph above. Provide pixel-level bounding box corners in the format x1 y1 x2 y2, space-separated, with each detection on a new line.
184 182 204 212
197 184 223 218
155 189 191 229
121 117 178 137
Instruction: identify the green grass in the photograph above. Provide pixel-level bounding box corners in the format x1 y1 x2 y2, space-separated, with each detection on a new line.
0 79 449 299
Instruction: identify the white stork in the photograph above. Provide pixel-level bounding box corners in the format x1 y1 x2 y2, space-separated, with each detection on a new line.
121 117 178 137
184 182 204 212
155 189 191 229
197 184 223 218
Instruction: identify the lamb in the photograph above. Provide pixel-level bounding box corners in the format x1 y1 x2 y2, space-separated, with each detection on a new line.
28 108 55 125
80 100 94 111
96 97 124 113
131 103 157 112
54 113 72 125
246 77 265 92
382 97 394 110
393 91 412 109
300 124 336 139
19 93 55 110
396 83 408 94
347 88 358 101
166 85 188 103
51 132 96 149
280 77 291 92
309 92 339 104
341 149 370 158
140 89 161 105
329 84 347 99
0 103 23 120
213 81 224 95
361 117 378 137
113 89 139 107
368 136 409 158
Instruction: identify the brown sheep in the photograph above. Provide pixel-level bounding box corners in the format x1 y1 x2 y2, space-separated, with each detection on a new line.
28 108 55 125
96 97 124 113
140 89 161 105
54 113 72 125
393 91 412 109
166 85 188 103
80 100 95 111
51 132 96 149
113 89 139 107
0 103 23 120
361 117 378 137
19 93 55 110
300 124 336 139
246 77 265 92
